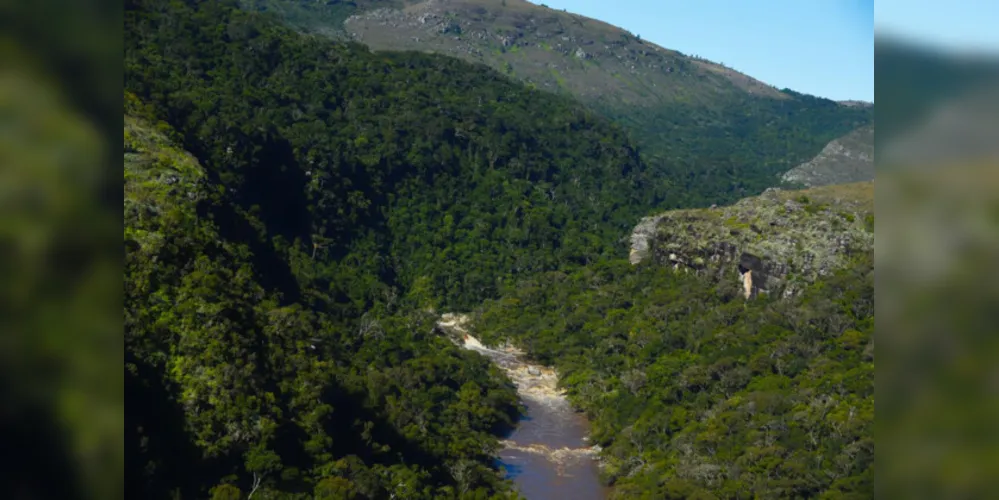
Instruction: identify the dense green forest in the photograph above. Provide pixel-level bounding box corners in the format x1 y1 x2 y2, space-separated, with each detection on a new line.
239 0 376 38
125 0 672 312
126 97 524 499
125 0 874 498
240 0 873 207
599 92 873 205
471 253 874 499
124 0 664 496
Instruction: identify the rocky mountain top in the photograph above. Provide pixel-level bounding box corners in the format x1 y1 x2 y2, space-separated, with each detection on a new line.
341 0 785 105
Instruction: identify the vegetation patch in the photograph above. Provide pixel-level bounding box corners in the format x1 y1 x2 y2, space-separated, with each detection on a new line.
473 254 873 498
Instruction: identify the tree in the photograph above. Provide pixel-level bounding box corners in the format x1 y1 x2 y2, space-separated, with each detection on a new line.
315 477 359 500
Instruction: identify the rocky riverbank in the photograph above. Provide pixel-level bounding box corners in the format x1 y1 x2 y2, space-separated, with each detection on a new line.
436 313 606 499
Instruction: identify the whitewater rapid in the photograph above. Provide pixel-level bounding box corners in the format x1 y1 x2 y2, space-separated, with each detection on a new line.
437 313 607 499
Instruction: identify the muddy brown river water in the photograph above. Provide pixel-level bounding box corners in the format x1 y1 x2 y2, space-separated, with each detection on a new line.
438 314 609 500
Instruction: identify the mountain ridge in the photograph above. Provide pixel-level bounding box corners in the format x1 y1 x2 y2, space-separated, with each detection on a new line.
781 125 874 187
244 0 874 205
341 0 789 105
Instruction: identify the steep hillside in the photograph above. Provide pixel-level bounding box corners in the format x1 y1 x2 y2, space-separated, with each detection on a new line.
472 183 874 498
342 0 785 105
125 94 526 499
781 125 874 187
243 0 874 206
239 0 386 39
124 0 694 495
126 0 678 312
125 1 876 498
242 0 782 103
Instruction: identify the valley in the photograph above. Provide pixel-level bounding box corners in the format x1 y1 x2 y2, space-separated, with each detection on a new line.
125 0 873 498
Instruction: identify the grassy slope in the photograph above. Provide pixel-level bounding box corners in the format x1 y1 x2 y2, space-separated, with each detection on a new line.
342 0 785 106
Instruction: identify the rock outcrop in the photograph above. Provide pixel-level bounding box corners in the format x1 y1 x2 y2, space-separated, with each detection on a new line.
629 182 874 298
628 212 667 264
781 125 874 188
440 315 565 403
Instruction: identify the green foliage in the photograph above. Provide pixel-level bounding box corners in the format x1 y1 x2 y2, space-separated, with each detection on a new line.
472 253 874 498
315 477 360 499
210 484 243 500
238 0 392 38
125 103 521 498
864 213 875 232
124 2 875 499
245 0 871 211
126 0 667 312
597 95 872 207
875 36 999 149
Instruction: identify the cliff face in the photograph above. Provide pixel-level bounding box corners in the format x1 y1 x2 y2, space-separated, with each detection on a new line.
630 182 874 298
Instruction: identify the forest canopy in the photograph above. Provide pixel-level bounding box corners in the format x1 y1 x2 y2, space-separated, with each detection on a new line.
472 254 874 499
125 0 874 498
125 0 665 496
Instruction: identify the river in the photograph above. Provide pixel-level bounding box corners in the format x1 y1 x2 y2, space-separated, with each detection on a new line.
438 314 609 500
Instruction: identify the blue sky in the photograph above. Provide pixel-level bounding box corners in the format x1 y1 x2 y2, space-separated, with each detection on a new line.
528 0 874 102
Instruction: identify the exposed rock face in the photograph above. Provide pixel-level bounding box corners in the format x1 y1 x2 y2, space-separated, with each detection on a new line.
741 269 753 300
629 213 667 264
436 313 564 401
630 182 874 298
781 125 874 187
837 100 874 107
